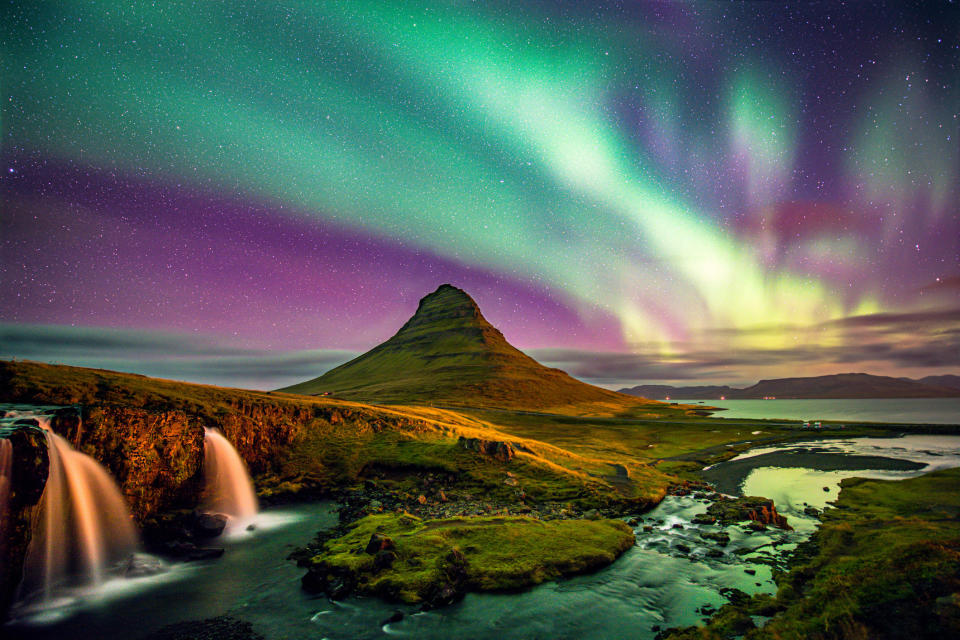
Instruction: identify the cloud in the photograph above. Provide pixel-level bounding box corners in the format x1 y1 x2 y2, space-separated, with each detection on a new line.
822 307 960 331
0 323 356 390
529 327 960 387
3 317 956 393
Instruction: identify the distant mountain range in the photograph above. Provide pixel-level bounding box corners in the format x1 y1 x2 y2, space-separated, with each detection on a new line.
281 284 666 414
619 373 960 400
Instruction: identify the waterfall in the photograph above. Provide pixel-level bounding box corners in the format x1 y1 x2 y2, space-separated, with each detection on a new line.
201 428 258 525
18 417 139 603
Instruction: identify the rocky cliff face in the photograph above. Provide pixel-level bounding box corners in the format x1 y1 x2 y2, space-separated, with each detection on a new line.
52 406 205 521
0 425 49 618
0 361 461 525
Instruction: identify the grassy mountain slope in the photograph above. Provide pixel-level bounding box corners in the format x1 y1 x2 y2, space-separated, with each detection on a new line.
281 284 667 416
0 359 675 518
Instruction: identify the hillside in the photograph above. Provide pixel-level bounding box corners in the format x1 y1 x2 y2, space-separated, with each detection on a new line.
281 284 665 415
620 372 960 399
0 359 684 522
917 374 960 391
741 373 959 399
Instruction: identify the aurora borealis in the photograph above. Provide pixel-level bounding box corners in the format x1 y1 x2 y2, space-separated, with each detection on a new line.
1 1 958 389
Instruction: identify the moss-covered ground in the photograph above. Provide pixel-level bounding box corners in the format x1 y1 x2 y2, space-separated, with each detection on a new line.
301 512 635 606
661 467 960 639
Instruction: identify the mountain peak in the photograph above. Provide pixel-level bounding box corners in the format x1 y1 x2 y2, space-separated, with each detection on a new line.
412 284 480 318
280 285 659 413
394 284 493 340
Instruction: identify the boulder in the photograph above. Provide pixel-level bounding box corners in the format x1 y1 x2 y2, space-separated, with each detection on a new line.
124 554 165 578
702 496 791 530
457 436 515 462
365 532 396 555
700 531 730 546
381 610 404 626
193 513 228 538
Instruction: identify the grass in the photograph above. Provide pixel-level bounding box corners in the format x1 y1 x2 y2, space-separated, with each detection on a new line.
662 468 960 639
0 360 673 512
304 511 635 604
2 359 903 516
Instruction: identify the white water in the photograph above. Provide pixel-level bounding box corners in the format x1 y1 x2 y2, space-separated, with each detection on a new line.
16 416 140 607
201 428 258 529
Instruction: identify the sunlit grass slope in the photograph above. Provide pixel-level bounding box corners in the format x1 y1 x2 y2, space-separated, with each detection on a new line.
0 360 672 508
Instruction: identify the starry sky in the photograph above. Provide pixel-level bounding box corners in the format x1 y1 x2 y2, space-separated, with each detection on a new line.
1 1 958 390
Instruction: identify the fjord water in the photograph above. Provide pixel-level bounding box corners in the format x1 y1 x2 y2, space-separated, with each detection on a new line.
677 397 960 423
202 428 258 528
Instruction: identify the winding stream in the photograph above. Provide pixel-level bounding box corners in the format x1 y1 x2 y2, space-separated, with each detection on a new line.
4 435 960 639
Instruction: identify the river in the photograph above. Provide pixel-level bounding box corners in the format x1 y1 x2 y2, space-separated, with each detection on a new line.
6 433 960 639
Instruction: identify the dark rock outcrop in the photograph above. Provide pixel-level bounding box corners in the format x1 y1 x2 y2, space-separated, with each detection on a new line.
365 532 396 554
146 615 265 640
458 436 515 462
0 425 50 620
702 496 791 530
193 513 228 538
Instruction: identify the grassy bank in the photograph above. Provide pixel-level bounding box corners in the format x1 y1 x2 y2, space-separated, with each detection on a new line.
299 511 635 607
662 468 960 639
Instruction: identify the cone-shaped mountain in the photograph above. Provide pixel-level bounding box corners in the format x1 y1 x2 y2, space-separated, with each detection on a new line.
281 284 656 413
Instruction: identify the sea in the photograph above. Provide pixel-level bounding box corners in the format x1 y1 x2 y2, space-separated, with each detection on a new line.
672 397 960 425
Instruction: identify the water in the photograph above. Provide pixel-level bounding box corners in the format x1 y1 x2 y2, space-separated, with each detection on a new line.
4 497 785 640
720 435 960 533
202 428 258 529
674 397 960 424
5 412 959 639
14 416 140 610
3 504 339 639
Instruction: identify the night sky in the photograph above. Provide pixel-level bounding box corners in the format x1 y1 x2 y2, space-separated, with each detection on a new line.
2 1 958 390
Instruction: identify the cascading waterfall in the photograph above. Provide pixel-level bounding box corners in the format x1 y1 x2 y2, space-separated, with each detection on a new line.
17 416 139 603
201 428 258 525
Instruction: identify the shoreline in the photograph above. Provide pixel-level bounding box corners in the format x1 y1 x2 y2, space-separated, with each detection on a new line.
700 449 925 496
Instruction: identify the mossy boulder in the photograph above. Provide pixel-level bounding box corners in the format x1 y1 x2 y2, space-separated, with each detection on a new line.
300 512 635 607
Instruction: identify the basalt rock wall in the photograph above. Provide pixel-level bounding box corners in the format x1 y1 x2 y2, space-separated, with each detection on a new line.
0 425 49 620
